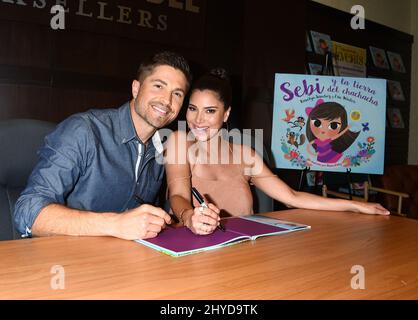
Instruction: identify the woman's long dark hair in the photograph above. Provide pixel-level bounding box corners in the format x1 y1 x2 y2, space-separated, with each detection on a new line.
191 68 232 108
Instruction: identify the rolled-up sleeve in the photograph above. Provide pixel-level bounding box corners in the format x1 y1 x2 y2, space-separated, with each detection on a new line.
13 115 92 236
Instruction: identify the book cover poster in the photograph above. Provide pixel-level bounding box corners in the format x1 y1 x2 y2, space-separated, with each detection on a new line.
369 46 390 69
387 108 405 128
310 31 332 55
387 80 405 101
387 51 406 73
332 41 366 77
308 63 323 75
271 74 387 174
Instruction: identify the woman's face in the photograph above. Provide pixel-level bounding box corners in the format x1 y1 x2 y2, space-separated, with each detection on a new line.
310 116 342 141
187 89 230 142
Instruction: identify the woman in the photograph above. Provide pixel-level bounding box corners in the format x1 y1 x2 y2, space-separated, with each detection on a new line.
165 69 389 235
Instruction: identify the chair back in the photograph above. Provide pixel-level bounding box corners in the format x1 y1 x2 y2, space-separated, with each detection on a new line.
0 119 56 240
379 165 418 219
322 171 370 194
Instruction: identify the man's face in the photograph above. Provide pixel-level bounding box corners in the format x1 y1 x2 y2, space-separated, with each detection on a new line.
132 65 188 129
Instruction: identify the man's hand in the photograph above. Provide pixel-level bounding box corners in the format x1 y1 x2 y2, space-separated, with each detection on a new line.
112 204 172 240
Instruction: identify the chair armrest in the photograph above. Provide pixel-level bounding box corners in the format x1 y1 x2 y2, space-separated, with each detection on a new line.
369 186 409 198
369 186 409 216
323 189 367 202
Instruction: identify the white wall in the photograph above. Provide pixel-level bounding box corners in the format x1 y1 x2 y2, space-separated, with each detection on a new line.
313 0 417 164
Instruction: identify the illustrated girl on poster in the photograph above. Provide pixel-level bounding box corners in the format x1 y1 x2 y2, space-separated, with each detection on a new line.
306 100 360 163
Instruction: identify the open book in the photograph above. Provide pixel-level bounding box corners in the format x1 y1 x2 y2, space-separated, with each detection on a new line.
135 215 310 257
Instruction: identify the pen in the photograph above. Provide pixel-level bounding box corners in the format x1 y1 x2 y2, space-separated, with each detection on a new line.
191 187 225 232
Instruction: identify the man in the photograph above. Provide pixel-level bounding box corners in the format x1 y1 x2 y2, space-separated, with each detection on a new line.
13 51 191 240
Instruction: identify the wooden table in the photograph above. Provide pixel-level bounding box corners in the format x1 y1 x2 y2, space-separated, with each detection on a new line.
1 209 417 300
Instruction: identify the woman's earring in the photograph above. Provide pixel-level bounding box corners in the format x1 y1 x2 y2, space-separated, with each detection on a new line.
220 121 230 140
223 121 229 132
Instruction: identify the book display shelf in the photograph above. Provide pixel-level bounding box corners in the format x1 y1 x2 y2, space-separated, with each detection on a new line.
305 1 413 166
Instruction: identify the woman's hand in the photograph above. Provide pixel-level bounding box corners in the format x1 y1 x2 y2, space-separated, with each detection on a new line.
183 203 221 235
352 201 390 215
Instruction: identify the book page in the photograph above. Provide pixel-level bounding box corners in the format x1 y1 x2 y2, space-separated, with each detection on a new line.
222 217 291 238
136 216 310 257
230 215 311 240
137 226 250 256
242 215 310 230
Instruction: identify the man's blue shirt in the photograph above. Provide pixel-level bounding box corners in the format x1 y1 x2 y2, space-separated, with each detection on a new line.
13 102 165 236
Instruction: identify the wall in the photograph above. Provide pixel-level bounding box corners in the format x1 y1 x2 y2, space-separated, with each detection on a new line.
0 0 211 122
241 0 306 148
0 0 248 126
312 0 411 33
0 0 304 134
410 0 418 165
312 0 417 164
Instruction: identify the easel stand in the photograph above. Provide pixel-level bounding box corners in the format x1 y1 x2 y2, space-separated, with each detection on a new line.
322 51 335 76
345 168 353 200
298 167 310 191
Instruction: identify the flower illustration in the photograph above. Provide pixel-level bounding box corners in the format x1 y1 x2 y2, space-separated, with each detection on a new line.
358 149 368 157
342 136 376 168
342 158 351 167
279 133 377 170
281 140 307 168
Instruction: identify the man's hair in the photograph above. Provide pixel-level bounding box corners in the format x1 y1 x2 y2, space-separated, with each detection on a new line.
136 51 192 89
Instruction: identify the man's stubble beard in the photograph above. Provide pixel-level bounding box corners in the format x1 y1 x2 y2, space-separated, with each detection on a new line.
135 100 164 130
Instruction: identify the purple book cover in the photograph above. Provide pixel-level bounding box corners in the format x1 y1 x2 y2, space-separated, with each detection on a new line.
138 217 289 255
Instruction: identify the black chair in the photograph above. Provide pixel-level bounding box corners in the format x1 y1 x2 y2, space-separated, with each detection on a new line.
0 119 56 240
